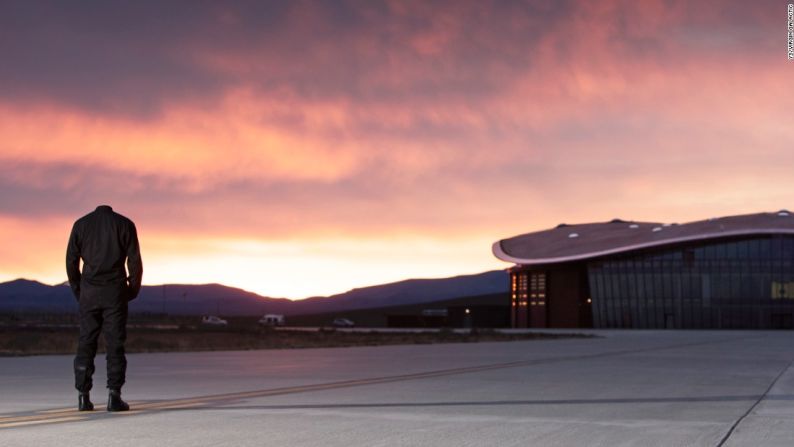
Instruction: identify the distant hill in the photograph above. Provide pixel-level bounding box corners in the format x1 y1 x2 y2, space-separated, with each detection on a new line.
0 270 509 316
0 279 78 313
286 270 508 315
0 280 295 316
286 292 510 327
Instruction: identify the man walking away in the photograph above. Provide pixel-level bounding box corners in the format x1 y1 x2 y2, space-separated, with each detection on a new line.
66 205 143 412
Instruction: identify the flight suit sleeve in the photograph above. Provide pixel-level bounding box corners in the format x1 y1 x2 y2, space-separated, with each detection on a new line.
66 222 82 301
126 222 143 301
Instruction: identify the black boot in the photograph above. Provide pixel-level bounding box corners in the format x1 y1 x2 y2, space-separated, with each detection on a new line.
107 389 129 412
78 392 94 411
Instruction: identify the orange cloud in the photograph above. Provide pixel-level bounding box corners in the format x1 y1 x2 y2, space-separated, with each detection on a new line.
0 93 363 189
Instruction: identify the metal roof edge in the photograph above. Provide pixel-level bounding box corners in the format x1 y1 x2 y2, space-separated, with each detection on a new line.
492 240 528 264
493 228 794 265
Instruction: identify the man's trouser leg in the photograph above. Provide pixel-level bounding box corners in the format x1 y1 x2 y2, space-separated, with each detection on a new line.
74 307 102 393
103 299 128 391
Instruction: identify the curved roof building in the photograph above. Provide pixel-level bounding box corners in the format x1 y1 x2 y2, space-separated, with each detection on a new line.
493 211 794 329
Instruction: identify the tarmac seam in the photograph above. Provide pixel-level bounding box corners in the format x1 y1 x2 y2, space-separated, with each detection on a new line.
715 356 794 447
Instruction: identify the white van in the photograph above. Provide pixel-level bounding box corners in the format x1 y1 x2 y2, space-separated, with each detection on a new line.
258 314 285 326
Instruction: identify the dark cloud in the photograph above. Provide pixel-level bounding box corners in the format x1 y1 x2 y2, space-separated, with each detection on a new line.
1 0 781 120
0 0 579 117
0 1 286 117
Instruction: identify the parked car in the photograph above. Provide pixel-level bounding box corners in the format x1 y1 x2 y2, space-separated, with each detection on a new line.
201 315 228 326
258 314 285 326
332 318 355 328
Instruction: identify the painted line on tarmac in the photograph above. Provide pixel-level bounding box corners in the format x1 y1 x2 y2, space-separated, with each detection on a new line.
36 407 75 414
0 334 764 430
0 413 81 424
0 416 85 429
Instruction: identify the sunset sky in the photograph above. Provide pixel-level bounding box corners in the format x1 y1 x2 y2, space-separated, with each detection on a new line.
0 0 791 299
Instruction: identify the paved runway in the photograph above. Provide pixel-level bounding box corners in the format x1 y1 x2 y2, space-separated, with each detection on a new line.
1 330 794 446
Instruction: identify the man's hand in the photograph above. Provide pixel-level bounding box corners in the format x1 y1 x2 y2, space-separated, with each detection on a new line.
126 280 138 302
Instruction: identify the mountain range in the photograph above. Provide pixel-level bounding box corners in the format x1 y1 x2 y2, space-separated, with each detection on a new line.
0 270 508 316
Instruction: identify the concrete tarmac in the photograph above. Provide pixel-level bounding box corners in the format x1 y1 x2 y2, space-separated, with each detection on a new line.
1 330 794 446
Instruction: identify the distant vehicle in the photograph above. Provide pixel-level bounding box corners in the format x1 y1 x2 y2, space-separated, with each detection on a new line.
258 314 285 326
332 318 355 328
201 315 228 326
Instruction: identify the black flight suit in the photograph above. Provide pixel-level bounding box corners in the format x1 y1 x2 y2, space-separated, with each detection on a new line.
66 205 143 393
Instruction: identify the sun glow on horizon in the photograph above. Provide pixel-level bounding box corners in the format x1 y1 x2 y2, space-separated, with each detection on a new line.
140 236 508 299
0 228 506 299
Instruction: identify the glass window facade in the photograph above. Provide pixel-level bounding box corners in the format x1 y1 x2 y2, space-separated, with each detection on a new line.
588 236 794 329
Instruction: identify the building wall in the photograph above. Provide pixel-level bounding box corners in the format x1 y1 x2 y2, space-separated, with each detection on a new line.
448 306 510 328
548 268 584 328
510 265 592 328
588 235 794 329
